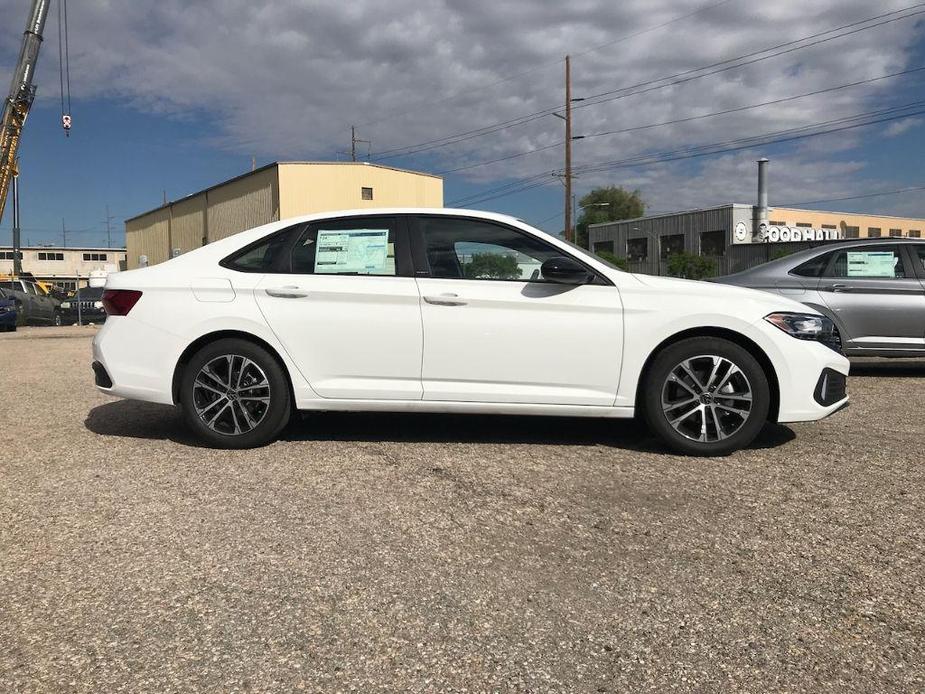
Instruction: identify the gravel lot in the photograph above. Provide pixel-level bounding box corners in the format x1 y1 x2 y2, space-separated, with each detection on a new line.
1 326 923 692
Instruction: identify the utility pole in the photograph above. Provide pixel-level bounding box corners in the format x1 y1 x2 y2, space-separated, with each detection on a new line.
61 218 66 247
351 126 370 161
11 163 22 275
564 55 573 243
104 204 114 248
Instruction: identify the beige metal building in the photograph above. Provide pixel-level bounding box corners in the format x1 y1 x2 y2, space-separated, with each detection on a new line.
125 161 443 269
1 246 127 290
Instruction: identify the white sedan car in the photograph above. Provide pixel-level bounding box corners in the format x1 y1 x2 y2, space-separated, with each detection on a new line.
93 209 848 455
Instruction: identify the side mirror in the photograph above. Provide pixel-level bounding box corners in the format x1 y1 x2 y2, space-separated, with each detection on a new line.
541 256 593 285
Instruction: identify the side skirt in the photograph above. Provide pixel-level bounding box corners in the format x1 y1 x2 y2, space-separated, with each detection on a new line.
295 398 635 419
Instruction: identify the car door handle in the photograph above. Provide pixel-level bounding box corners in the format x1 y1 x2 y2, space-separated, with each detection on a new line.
265 286 310 299
824 283 850 292
423 293 467 306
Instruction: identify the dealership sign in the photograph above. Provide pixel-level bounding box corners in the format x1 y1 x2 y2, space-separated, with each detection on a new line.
734 221 842 244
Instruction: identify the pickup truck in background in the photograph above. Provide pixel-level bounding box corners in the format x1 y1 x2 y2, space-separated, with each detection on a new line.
0 279 60 326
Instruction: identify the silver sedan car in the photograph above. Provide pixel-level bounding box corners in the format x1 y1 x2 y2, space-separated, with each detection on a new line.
711 239 925 357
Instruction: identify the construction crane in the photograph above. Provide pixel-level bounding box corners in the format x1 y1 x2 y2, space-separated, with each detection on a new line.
0 0 51 275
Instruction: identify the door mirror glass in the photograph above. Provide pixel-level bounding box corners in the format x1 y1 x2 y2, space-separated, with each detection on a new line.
541 256 592 285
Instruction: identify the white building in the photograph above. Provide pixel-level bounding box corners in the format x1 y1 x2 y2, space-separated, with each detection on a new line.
0 246 127 290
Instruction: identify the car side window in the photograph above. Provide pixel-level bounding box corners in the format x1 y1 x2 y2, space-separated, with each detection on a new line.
824 246 909 279
791 251 835 278
223 228 299 273
417 217 568 282
289 217 401 276
913 245 925 273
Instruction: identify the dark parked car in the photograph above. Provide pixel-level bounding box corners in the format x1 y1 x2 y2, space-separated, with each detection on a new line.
0 288 17 331
56 286 107 325
0 279 59 325
711 239 925 357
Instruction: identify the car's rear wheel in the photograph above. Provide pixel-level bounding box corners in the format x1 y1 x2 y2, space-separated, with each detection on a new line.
642 337 770 456
179 338 291 449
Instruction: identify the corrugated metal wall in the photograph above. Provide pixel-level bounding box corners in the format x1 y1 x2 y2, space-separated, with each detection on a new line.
170 195 207 255
207 167 279 242
589 206 838 276
125 207 170 269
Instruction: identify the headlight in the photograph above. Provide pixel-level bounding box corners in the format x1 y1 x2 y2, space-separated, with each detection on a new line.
93 301 103 309
765 312 832 340
61 301 71 309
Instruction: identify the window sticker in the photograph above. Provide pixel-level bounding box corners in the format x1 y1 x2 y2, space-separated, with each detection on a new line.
846 251 898 277
314 229 391 274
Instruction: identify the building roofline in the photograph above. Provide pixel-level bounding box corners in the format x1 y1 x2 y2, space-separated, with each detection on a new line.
768 205 925 223
277 160 443 179
588 204 737 228
125 161 443 224
0 246 126 252
589 202 925 229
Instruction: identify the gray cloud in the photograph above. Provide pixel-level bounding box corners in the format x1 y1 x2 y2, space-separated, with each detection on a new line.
1 0 922 214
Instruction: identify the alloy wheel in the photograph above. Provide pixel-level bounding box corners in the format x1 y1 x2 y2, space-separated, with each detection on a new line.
192 354 272 436
661 354 753 443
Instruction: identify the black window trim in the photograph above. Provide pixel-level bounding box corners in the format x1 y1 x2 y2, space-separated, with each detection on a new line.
219 215 414 277
408 214 613 286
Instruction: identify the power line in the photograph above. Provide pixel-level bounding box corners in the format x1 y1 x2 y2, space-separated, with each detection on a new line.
373 4 925 162
355 0 738 130
436 65 925 176
582 65 925 139
782 184 925 207
451 101 925 206
575 101 925 175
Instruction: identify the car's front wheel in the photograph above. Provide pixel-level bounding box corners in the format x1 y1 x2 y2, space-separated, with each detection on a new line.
642 337 770 456
179 338 292 449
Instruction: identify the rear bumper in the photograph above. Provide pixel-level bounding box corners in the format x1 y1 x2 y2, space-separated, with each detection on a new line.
0 310 16 327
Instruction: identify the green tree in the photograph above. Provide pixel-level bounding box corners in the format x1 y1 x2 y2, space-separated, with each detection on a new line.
666 252 716 280
463 253 522 280
594 249 629 271
576 186 646 248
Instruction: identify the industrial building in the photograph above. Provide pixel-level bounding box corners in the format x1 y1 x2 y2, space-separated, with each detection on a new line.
0 245 126 290
125 161 443 269
588 159 925 276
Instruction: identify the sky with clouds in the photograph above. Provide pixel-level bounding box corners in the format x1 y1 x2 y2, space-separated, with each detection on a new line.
1 0 924 247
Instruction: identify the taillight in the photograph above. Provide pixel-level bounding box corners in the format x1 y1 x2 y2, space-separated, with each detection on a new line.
101 289 143 316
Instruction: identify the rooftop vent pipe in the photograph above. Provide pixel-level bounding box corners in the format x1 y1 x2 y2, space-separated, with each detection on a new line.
756 158 769 228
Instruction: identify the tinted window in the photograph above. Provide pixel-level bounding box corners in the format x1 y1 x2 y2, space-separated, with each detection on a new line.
419 217 564 282
223 229 297 273
825 246 908 279
660 234 684 259
913 245 925 271
791 251 835 277
626 238 647 261
291 218 399 276
700 230 725 256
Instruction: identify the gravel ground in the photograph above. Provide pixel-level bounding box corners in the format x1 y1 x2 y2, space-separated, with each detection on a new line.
1 326 923 693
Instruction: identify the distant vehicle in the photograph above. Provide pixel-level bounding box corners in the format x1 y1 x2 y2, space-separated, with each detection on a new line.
0 279 59 325
711 239 925 357
0 288 17 331
92 209 848 456
57 287 107 325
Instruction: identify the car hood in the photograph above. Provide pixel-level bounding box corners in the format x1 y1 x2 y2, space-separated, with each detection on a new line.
629 272 818 317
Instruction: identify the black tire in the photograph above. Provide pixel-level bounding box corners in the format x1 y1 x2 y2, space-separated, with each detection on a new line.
642 337 770 456
179 338 292 449
54 313 62 326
